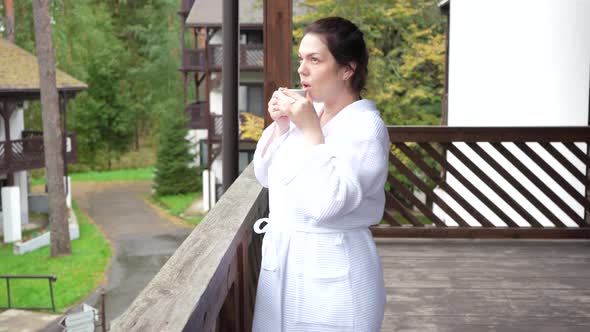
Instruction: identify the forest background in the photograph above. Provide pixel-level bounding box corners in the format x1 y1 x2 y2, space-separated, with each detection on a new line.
0 0 445 172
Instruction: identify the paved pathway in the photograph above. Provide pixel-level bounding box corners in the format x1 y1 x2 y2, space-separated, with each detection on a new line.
72 181 192 324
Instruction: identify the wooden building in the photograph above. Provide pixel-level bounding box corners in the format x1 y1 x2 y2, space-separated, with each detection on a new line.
179 0 265 206
0 37 84 229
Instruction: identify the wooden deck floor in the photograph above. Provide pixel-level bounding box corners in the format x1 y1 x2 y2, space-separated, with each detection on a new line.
376 238 590 332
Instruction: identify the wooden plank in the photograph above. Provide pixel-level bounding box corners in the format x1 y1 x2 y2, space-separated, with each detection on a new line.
539 142 588 186
466 142 568 228
491 142 588 227
377 239 590 331
387 126 590 143
389 154 466 227
386 179 444 227
395 143 487 227
420 143 505 227
371 226 590 238
563 142 590 165
384 189 425 227
445 143 541 228
515 142 590 210
382 209 403 227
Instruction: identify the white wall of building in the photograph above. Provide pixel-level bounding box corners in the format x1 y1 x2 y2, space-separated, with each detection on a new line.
448 0 590 126
436 0 590 227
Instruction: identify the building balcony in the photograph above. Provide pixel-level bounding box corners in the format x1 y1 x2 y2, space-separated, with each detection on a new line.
0 131 78 173
181 44 263 72
111 126 590 332
186 101 208 130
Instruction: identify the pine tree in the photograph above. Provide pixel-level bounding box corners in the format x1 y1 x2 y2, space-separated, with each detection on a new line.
154 109 201 196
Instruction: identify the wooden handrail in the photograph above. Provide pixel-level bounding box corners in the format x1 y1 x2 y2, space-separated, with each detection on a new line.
111 164 266 332
375 126 590 238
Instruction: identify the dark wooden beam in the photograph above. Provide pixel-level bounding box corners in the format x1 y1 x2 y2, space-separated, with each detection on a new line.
371 226 590 239
222 0 239 191
263 0 292 127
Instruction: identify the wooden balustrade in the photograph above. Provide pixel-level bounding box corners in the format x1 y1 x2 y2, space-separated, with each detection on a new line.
181 44 263 72
0 133 77 173
186 101 208 129
112 126 590 332
111 165 266 332
371 126 590 238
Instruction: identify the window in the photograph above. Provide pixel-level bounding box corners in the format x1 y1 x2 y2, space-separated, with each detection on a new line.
239 84 263 117
240 29 263 45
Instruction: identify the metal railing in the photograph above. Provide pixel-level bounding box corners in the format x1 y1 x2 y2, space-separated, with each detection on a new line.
0 275 57 312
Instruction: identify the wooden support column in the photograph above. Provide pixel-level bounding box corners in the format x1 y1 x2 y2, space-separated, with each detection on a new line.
222 0 239 191
1 101 15 185
263 0 293 127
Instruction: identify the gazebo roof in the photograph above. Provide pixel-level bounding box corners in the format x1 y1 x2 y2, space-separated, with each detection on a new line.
0 38 87 98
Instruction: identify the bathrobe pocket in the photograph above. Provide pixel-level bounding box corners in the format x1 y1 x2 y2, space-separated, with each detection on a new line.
295 233 354 328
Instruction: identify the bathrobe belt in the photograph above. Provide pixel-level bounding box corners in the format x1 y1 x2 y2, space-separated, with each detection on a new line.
253 217 365 272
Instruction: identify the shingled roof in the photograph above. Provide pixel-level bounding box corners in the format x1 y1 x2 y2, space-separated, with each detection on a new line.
0 38 87 97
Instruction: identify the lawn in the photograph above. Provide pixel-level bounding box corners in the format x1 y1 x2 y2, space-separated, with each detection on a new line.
31 166 155 185
0 202 112 313
150 192 204 226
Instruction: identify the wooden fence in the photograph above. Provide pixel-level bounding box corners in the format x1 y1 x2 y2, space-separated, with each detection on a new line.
371 126 590 238
0 133 77 173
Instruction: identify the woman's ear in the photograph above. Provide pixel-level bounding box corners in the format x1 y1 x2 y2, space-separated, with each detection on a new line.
343 63 357 81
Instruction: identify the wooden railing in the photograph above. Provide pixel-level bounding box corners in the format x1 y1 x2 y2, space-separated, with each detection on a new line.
371 126 590 238
111 164 266 332
186 101 208 129
181 44 263 72
0 133 78 173
112 127 590 332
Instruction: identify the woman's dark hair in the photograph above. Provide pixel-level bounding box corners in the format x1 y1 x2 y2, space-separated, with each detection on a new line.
304 17 369 93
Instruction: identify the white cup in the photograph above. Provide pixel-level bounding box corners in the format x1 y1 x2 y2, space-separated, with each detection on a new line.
287 88 306 97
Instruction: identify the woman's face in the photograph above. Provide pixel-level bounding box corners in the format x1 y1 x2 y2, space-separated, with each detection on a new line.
297 33 349 103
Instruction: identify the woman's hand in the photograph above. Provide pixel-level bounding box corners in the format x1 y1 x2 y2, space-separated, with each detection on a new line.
277 88 324 149
268 90 291 136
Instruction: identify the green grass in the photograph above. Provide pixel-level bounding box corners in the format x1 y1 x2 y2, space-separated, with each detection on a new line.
150 192 204 226
0 202 112 313
31 166 155 185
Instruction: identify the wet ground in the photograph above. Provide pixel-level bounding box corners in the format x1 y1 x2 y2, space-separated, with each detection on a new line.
71 181 192 323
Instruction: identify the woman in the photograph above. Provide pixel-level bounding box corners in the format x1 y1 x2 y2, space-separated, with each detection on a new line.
253 16 389 332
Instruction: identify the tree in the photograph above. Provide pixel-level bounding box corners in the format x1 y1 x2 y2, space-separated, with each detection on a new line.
32 0 70 256
153 106 201 196
3 0 15 42
295 0 446 125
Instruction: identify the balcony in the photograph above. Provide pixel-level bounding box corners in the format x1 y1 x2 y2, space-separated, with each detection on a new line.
111 127 590 331
181 44 263 72
0 132 78 173
186 101 208 129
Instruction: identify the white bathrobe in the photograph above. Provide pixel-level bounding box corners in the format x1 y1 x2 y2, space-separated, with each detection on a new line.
252 99 389 332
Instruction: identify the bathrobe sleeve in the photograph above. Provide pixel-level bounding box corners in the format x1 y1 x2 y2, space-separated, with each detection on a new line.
279 124 389 227
253 122 289 188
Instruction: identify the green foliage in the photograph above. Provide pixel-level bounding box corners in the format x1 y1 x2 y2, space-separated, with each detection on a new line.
4 0 183 170
295 0 446 125
0 202 111 313
154 109 202 196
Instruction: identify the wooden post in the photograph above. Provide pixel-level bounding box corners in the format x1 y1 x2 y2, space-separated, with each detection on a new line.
222 0 239 191
263 0 293 127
